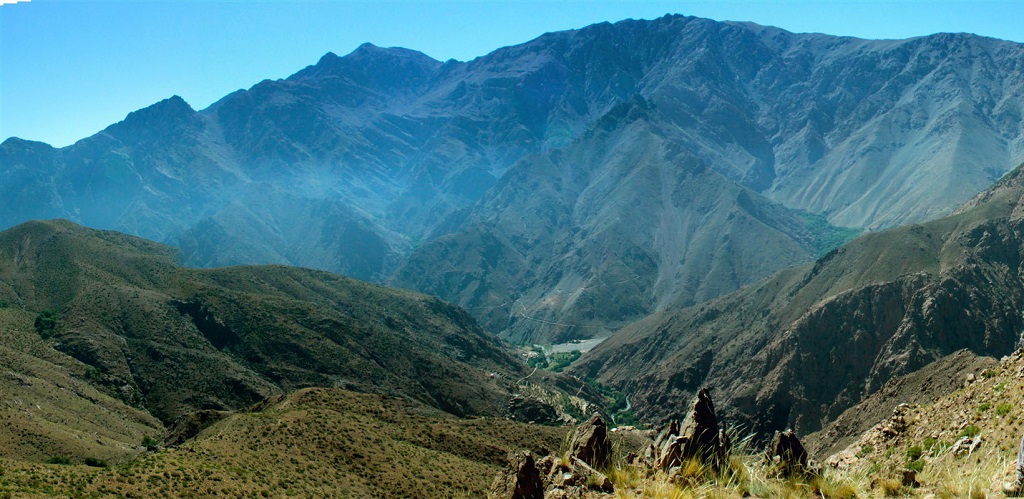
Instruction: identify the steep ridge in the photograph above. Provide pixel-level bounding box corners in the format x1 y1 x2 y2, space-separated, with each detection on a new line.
574 163 1024 437
396 98 850 342
0 219 534 426
4 15 1024 343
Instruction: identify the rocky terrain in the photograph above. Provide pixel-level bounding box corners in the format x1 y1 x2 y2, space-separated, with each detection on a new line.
820 348 1024 497
575 161 1024 438
805 349 999 459
6 15 1024 341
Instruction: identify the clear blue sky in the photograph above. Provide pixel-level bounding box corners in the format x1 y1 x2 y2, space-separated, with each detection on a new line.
3 1 1024 148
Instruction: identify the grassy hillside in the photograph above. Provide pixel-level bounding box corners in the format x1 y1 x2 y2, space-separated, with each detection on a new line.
0 387 569 498
0 306 162 464
821 349 1024 497
0 219 575 465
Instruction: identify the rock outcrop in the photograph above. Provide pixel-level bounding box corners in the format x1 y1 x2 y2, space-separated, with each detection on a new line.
568 415 612 469
507 395 561 425
767 429 808 477
489 451 545 499
642 388 730 471
492 389 830 497
492 415 616 499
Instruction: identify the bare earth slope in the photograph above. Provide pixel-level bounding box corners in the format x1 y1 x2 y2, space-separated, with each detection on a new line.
395 98 849 343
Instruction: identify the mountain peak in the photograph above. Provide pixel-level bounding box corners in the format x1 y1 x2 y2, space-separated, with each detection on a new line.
353 41 380 52
316 51 340 64
0 136 56 151
122 96 196 123
288 44 442 92
344 42 439 64
103 95 200 142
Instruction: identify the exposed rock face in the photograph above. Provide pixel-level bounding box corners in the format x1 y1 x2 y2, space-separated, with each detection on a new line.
539 456 614 497
569 415 612 469
576 164 1024 437
395 102 851 344
490 451 545 499
680 388 724 464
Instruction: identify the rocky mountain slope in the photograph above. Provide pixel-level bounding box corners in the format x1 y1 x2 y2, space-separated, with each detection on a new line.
0 219 567 459
395 98 851 342
574 162 1024 438
805 349 999 459
819 348 1024 497
4 15 1024 342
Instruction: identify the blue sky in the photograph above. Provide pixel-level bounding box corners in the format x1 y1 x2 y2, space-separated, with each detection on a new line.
3 1 1024 148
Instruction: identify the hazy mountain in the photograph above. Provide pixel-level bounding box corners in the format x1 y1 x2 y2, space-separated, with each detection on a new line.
3 15 1024 342
573 162 1024 436
395 97 853 342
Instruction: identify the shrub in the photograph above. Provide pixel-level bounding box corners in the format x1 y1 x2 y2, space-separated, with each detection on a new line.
46 456 72 465
906 459 924 472
960 425 981 438
856 444 874 458
997 403 1013 417
977 402 991 413
83 457 108 468
906 445 923 461
142 435 159 447
34 310 58 339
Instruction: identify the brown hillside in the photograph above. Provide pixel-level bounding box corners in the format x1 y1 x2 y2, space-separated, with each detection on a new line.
0 387 569 498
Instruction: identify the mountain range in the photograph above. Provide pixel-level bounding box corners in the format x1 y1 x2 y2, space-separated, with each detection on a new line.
6 15 1024 342
574 160 1024 437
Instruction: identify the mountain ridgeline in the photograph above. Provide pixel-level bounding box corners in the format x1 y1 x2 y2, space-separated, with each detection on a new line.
5 15 1024 342
574 162 1024 437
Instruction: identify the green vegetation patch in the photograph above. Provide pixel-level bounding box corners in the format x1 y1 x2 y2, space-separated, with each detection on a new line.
34 310 57 339
548 351 581 372
997 403 1013 417
960 425 981 438
798 211 863 256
